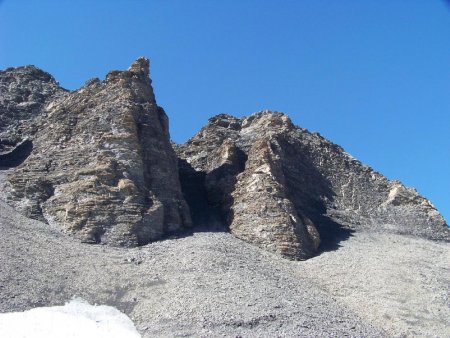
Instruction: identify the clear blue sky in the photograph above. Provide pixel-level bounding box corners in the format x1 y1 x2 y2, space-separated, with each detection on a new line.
1 1 449 223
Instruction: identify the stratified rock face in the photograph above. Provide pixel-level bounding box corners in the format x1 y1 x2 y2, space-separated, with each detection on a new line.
0 58 191 246
175 111 449 259
0 66 66 163
1 60 448 259
230 137 320 258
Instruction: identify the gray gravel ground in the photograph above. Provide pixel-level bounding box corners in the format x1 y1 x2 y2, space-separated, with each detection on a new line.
0 200 449 337
298 232 450 337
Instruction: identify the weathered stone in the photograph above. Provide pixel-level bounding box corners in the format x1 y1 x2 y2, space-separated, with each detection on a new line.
230 137 320 259
1 60 448 259
0 65 66 159
0 58 191 246
176 111 449 259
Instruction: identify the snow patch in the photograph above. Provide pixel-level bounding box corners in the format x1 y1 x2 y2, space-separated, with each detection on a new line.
0 297 141 338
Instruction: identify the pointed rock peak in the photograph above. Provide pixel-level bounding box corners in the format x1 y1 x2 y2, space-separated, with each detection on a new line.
2 65 58 84
241 110 294 130
252 110 291 123
207 114 241 130
208 113 237 122
128 57 150 76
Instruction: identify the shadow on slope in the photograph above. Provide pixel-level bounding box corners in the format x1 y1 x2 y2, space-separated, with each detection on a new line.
279 137 354 255
312 215 354 254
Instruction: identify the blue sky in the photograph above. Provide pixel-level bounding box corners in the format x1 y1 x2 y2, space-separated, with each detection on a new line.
1 1 449 222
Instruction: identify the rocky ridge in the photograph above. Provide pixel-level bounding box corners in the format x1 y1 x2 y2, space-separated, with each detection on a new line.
0 58 191 246
175 112 449 259
0 58 448 259
0 65 66 166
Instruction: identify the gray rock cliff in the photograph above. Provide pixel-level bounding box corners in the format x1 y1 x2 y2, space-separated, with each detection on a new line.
0 65 66 165
175 111 449 259
0 58 191 246
1 60 448 259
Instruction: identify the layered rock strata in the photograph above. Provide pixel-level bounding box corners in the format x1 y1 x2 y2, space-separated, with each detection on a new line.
1 60 448 259
175 112 449 259
0 65 66 163
0 58 191 246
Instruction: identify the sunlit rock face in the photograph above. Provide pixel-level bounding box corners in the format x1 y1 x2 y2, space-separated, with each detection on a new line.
0 65 66 160
1 58 448 258
175 111 449 259
0 58 191 246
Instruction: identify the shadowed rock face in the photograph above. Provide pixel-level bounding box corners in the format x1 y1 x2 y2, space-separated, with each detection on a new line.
0 58 191 246
175 111 449 259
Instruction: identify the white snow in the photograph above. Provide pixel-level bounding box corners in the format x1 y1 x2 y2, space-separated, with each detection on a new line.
0 298 141 338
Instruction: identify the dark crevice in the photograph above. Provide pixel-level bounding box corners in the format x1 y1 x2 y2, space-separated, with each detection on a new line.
0 139 33 169
178 159 221 231
177 153 249 233
204 148 247 223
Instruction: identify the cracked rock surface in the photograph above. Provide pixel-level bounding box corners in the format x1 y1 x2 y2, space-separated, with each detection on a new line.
0 59 448 260
175 112 449 259
0 59 191 246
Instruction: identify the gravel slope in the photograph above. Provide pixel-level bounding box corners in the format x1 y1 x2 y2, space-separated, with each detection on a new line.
297 233 450 337
1 200 448 337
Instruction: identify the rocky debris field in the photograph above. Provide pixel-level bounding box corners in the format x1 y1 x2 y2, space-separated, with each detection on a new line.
1 200 449 337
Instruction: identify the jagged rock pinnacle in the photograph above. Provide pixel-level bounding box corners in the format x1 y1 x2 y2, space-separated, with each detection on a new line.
128 57 150 77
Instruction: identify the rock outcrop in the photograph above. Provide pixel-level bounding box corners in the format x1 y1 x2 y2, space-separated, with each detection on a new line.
0 58 191 246
0 65 66 165
175 111 449 259
1 59 448 259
